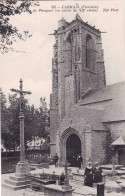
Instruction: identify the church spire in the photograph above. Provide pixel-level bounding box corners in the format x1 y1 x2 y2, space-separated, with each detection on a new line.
58 16 67 28
74 13 83 21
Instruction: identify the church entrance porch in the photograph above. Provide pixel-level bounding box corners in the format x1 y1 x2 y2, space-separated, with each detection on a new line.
111 136 125 166
59 127 83 167
66 134 81 167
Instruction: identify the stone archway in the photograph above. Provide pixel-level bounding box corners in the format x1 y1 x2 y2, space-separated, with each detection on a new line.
66 134 81 167
60 127 83 166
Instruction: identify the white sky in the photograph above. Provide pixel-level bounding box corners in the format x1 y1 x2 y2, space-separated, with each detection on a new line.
0 0 125 108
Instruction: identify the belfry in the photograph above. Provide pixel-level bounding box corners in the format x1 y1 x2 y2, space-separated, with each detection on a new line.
50 14 125 167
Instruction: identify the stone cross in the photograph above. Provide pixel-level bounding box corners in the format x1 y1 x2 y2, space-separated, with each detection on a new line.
62 160 72 189
64 160 69 180
10 79 31 162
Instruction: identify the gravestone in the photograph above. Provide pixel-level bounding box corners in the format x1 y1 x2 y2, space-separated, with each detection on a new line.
43 160 74 196
97 182 104 196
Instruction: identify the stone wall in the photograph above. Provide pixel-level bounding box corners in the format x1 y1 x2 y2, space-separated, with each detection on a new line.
91 130 109 164
107 121 125 142
65 75 74 113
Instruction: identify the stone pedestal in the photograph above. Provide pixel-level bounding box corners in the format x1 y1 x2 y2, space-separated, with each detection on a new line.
44 184 74 196
2 173 31 190
2 161 31 190
16 161 30 176
62 179 72 190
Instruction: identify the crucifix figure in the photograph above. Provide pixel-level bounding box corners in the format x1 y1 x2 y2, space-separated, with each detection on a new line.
10 79 31 163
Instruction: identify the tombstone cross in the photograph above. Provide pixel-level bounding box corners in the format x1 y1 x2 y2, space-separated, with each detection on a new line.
62 160 72 189
64 160 68 180
10 79 31 162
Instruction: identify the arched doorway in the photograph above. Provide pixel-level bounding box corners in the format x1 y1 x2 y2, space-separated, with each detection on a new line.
66 133 81 167
118 148 125 166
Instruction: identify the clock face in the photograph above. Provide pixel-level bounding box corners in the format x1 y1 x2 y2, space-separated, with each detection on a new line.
75 46 81 61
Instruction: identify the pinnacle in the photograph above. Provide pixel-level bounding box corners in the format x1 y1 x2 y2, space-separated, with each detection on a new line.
60 16 66 21
75 13 82 21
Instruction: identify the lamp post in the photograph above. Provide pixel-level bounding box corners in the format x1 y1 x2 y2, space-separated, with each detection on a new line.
10 79 31 176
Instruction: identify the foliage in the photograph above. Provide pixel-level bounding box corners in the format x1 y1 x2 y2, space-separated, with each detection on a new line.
0 88 12 150
0 0 39 53
1 89 50 151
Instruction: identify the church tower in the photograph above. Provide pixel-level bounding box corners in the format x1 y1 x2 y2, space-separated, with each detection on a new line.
50 14 106 155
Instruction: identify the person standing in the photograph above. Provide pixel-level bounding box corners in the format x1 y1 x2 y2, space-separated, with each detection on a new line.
93 162 102 183
53 153 59 167
77 155 83 169
71 155 75 167
84 162 94 187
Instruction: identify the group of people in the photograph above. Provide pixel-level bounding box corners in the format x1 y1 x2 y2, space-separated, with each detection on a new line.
69 154 83 168
52 154 102 188
84 162 102 187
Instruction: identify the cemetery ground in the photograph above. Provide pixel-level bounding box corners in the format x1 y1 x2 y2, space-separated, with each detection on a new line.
1 161 125 196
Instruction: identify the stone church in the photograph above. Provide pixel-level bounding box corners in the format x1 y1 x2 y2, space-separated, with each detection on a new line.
50 14 125 167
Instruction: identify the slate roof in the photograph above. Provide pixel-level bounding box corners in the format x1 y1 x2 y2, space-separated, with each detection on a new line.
79 81 125 106
60 81 125 132
78 81 125 123
102 97 125 122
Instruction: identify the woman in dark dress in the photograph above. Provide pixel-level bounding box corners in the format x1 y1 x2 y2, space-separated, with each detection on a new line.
93 162 102 183
84 162 94 187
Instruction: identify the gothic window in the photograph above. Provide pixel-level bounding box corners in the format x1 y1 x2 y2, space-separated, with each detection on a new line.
86 34 94 70
66 32 73 43
75 46 81 61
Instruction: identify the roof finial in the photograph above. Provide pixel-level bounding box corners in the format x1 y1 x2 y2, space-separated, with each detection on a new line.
75 13 82 21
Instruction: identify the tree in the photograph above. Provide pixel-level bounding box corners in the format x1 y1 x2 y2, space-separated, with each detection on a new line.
0 88 12 151
0 0 39 53
28 97 50 147
1 93 33 151
1 90 50 151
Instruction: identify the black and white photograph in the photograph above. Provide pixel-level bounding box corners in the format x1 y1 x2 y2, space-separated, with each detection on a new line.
0 0 125 196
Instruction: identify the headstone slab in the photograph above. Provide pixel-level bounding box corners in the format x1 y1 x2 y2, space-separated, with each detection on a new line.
97 182 104 196
43 184 74 196
72 172 84 182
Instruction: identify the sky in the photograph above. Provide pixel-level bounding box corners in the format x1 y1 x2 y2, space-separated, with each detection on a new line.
0 0 125 108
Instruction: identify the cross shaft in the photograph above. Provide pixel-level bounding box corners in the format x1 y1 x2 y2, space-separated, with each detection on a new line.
10 79 32 162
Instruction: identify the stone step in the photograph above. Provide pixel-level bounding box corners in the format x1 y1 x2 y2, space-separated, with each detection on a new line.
121 175 125 180
5 179 31 186
116 178 125 184
9 175 27 182
120 182 125 187
119 167 125 171
2 182 30 191
101 165 123 171
15 173 26 177
117 170 125 176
